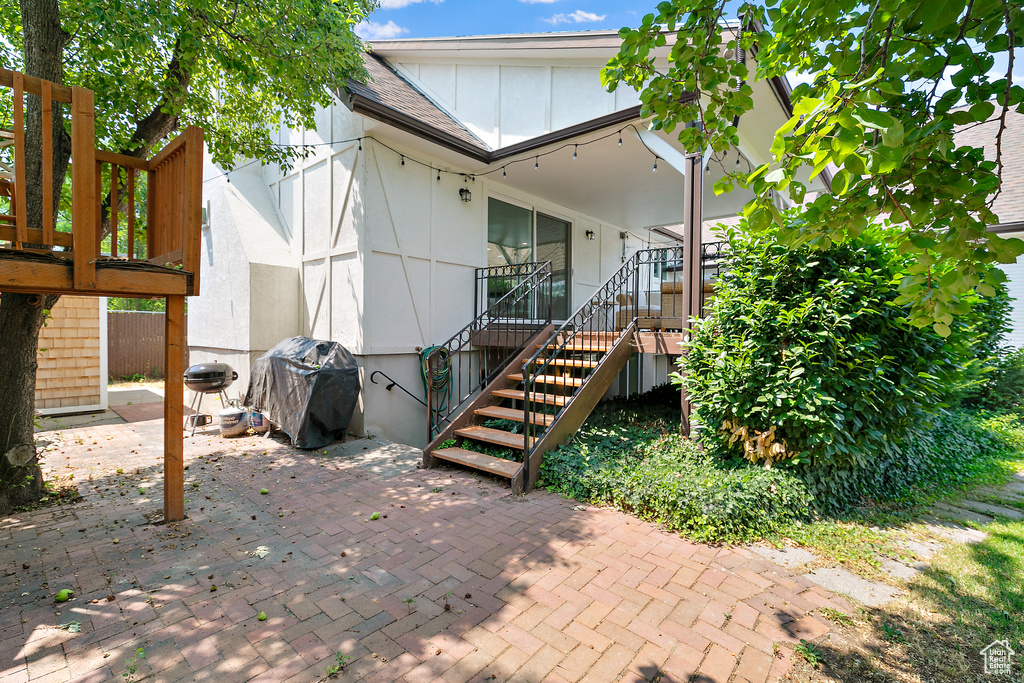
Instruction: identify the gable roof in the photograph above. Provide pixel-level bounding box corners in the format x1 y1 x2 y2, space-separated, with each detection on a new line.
954 108 1024 230
338 34 830 193
337 52 491 158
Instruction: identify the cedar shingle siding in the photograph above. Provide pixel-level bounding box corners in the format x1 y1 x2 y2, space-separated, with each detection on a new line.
35 296 102 410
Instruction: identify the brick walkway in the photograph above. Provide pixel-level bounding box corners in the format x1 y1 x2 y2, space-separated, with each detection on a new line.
1 416 846 682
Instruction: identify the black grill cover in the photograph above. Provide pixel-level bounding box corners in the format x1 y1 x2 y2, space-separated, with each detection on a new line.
244 336 360 449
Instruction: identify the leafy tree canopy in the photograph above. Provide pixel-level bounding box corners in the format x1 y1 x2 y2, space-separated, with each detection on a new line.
0 0 377 167
603 0 1024 334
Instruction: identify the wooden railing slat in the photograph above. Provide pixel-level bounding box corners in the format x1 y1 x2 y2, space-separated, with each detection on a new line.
146 168 156 260
95 149 148 171
71 84 97 289
0 225 73 248
110 163 117 255
127 171 135 260
0 68 72 103
148 133 188 169
183 126 204 291
41 80 53 246
95 160 102 251
12 72 26 246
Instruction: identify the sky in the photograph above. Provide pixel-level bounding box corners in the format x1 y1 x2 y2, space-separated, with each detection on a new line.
354 0 1022 92
355 0 686 40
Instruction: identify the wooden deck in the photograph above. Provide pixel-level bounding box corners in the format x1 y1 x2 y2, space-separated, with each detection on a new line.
0 68 203 523
634 331 686 355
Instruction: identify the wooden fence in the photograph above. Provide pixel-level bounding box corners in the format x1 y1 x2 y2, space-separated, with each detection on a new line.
107 310 178 380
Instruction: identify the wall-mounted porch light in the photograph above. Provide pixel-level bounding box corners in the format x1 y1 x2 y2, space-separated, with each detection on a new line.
585 229 595 240
459 187 472 202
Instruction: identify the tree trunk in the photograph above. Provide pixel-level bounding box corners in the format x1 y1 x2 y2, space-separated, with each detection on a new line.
0 0 71 513
0 293 60 511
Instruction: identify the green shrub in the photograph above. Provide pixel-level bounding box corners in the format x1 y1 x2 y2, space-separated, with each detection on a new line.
541 387 1024 540
680 224 990 473
802 410 1017 510
540 386 812 541
961 346 1024 414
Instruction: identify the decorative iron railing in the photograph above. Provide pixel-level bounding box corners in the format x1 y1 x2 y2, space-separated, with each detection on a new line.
425 260 553 440
474 261 552 319
520 243 727 483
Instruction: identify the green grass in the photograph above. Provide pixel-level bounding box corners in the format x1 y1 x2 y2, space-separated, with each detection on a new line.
539 385 1024 574
912 519 1024 645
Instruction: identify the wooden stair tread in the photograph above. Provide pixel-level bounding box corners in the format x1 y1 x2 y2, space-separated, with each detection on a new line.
432 447 521 478
537 343 612 352
492 388 570 406
522 358 599 369
475 405 554 426
507 373 584 387
456 425 533 449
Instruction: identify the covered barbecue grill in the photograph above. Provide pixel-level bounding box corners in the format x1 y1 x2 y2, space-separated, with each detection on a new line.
184 362 238 435
244 336 360 449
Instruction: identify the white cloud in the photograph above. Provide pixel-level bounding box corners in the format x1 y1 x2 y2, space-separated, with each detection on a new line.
379 0 443 8
543 10 606 25
355 20 409 40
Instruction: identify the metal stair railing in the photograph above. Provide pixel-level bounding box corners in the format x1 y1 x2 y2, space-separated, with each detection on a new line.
424 260 553 442
520 243 728 480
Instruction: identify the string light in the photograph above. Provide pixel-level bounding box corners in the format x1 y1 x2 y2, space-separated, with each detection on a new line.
206 123 677 185
573 145 578 161
652 157 658 173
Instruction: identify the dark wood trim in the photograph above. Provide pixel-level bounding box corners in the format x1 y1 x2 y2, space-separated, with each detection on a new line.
489 105 650 162
989 221 1024 235
524 324 636 491
344 90 661 167
347 94 493 163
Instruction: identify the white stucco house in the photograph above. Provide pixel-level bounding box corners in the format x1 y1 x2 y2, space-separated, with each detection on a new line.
188 29 828 449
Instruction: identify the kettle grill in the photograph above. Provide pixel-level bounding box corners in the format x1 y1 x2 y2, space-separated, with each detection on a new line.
183 361 238 436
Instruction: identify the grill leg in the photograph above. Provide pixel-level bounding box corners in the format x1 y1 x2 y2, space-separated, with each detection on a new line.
190 392 204 438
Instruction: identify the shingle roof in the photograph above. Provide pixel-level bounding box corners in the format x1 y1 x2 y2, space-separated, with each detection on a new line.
954 108 1024 224
339 52 490 153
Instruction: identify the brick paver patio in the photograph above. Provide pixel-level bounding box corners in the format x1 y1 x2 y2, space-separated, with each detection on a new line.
1 413 846 682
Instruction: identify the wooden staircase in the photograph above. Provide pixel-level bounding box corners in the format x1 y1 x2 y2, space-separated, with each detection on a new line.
424 325 636 493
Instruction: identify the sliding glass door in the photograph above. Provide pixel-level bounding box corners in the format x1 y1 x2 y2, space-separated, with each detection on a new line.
536 213 570 320
487 198 572 320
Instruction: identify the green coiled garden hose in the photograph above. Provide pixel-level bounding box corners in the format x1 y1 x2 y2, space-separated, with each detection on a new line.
420 346 451 413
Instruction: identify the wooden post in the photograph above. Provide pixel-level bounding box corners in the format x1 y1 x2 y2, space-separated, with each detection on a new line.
71 85 96 289
163 294 186 522
182 127 204 293
680 149 704 436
